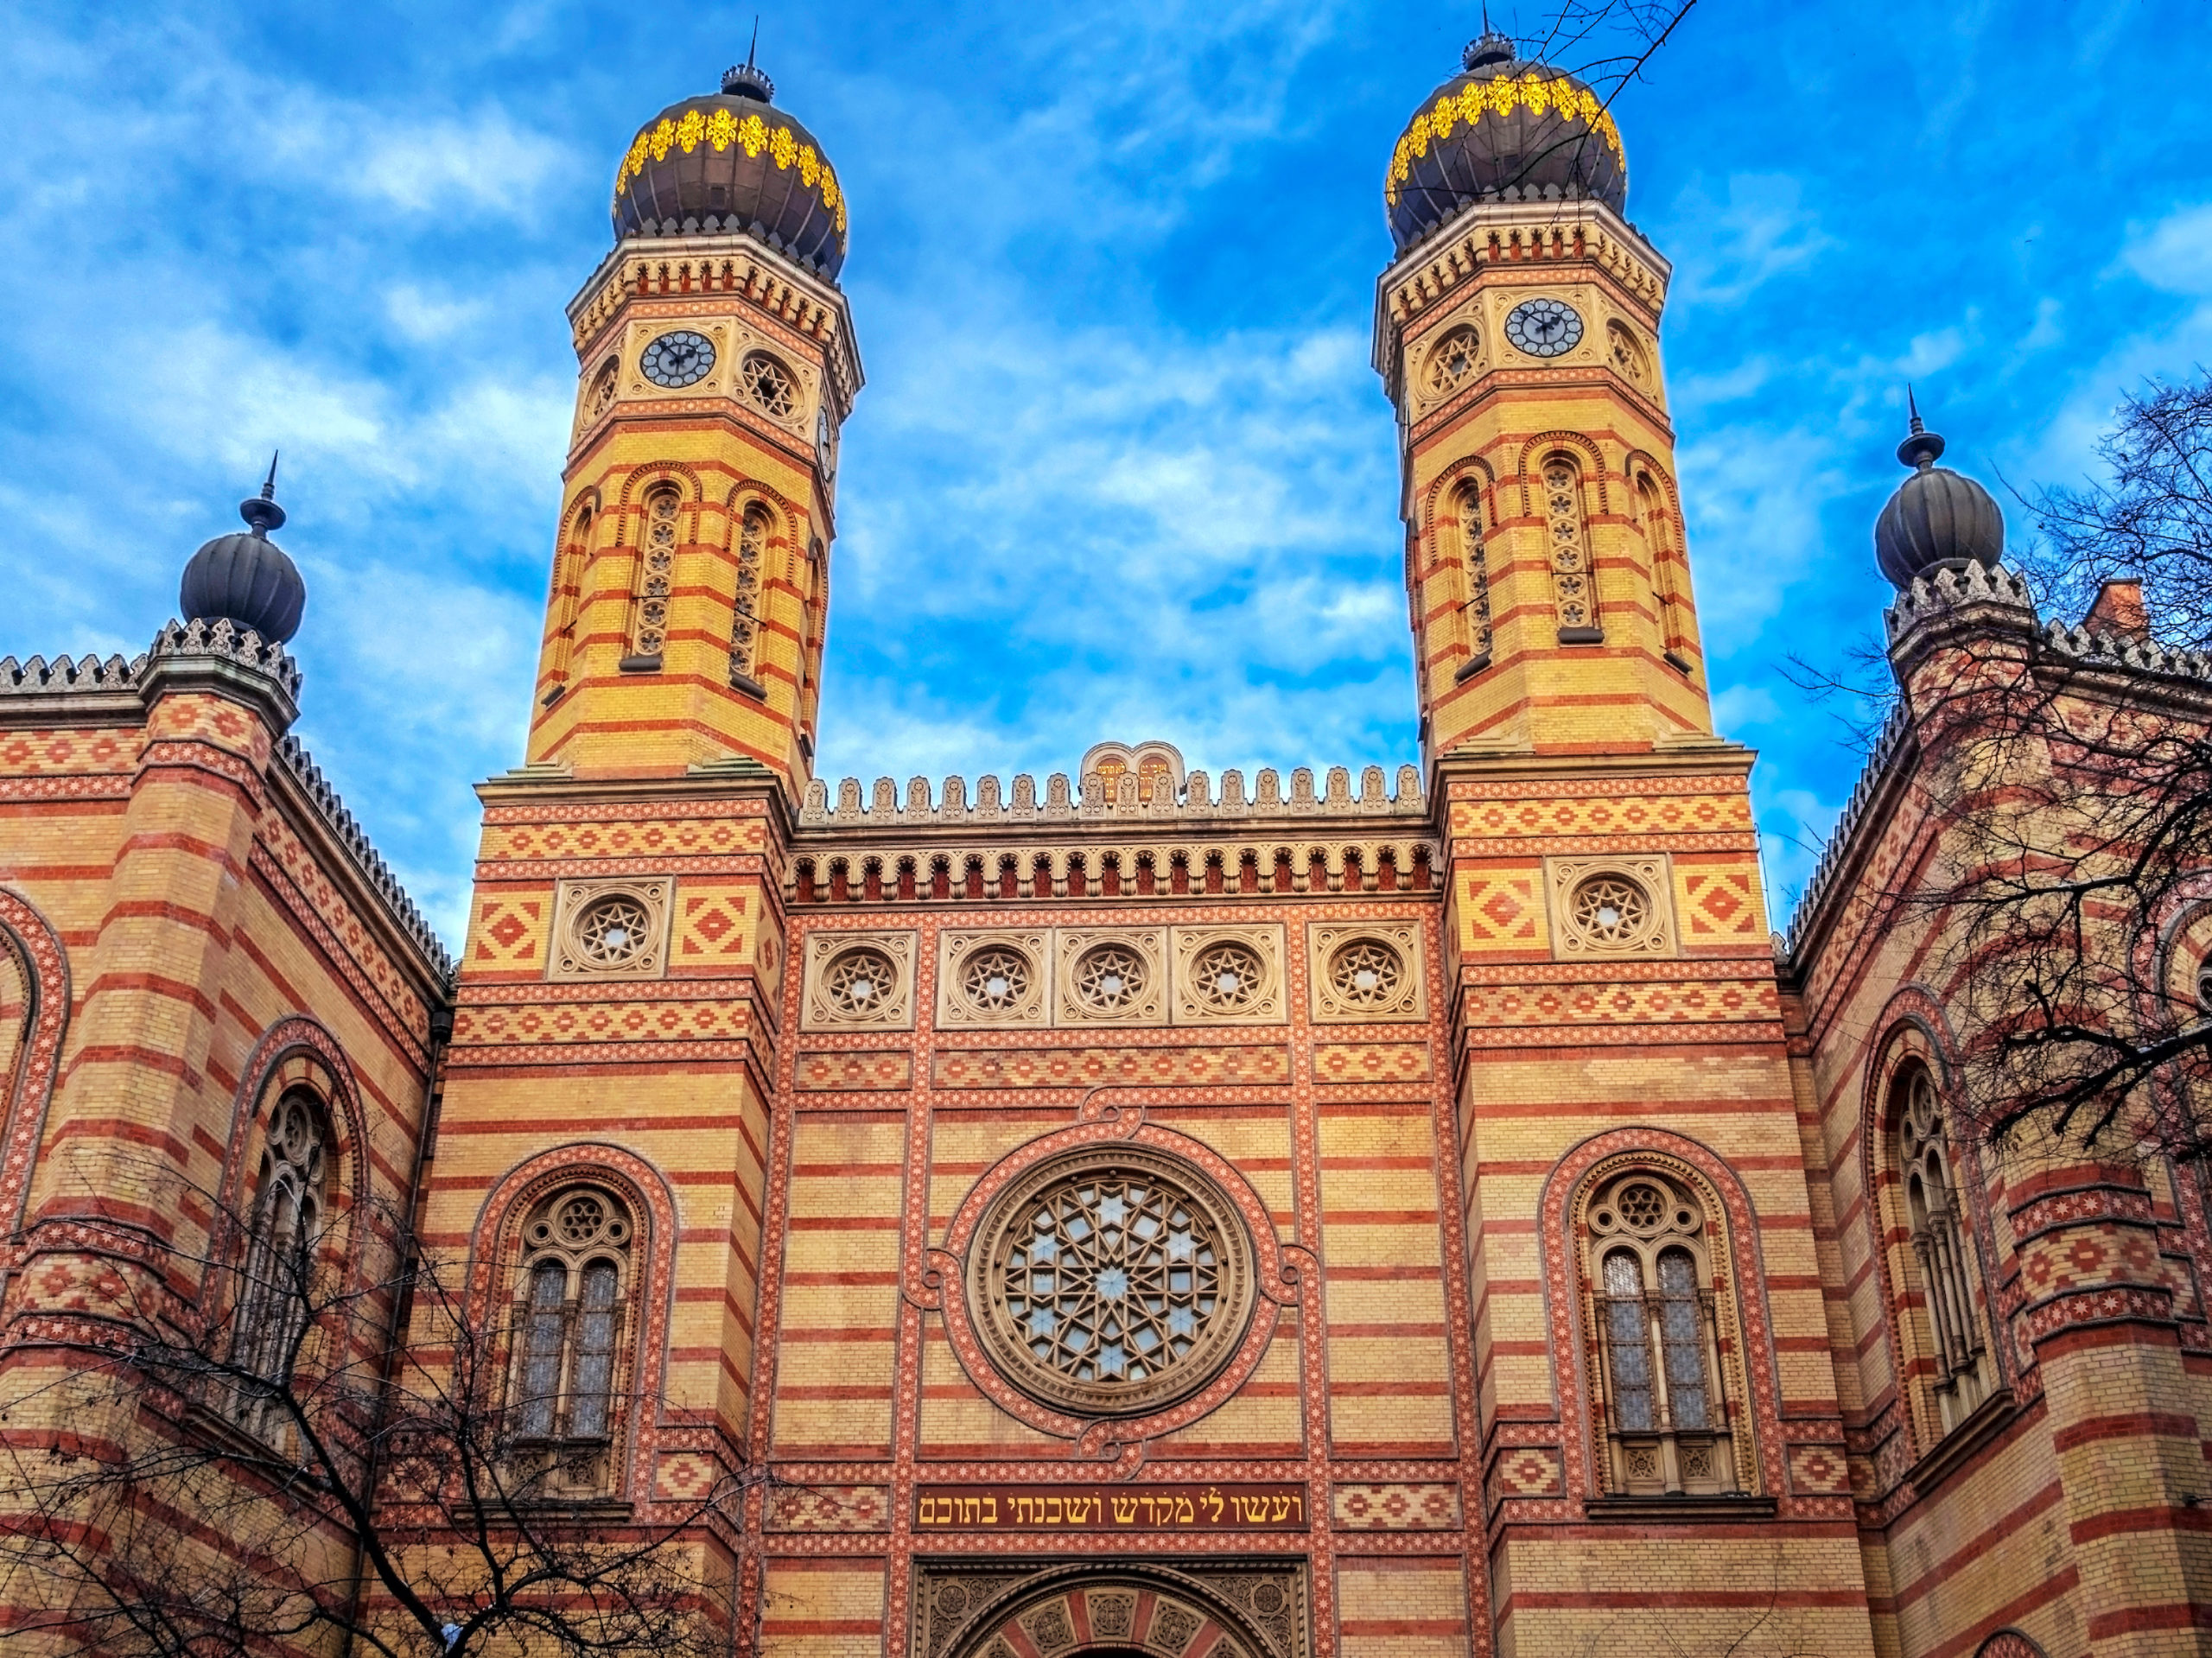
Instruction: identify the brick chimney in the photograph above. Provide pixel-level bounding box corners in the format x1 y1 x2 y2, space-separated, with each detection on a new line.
2083 578 2151 642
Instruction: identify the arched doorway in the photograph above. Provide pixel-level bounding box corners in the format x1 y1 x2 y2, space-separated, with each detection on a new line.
918 1560 1305 1658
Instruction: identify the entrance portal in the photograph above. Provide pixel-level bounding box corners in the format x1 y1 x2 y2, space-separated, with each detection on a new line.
913 1560 1308 1658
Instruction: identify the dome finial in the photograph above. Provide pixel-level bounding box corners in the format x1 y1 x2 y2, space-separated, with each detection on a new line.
181 461 307 643
239 451 287 537
1874 397 2004 588
1464 15 1518 71
722 19 774 102
1896 386 1947 472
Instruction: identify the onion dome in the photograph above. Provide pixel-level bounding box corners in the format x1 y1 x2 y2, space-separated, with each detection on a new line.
1873 395 2005 588
610 55 847 279
1385 30 1628 253
179 457 306 644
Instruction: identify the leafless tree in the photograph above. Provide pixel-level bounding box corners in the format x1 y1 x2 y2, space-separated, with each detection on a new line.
1802 374 2212 1163
0 1157 767 1657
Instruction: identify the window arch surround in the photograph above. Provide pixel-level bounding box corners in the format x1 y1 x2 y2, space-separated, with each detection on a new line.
465 1147 679 1504
1539 1130 1784 1505
1630 457 1694 662
1421 462 1498 680
613 467 705 668
1858 994 2017 1458
546 496 596 687
214 1019 372 1280
1864 1016 2003 1451
0 886 71 1239
1585 1168 1741 1495
1515 431 1609 643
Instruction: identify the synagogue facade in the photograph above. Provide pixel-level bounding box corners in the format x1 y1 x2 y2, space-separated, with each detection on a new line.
3 31 2210 1658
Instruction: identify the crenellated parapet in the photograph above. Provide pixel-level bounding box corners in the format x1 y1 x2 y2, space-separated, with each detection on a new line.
800 763 1423 827
271 735 455 983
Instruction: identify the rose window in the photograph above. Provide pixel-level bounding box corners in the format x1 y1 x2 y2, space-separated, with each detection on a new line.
824 946 897 1018
969 1148 1256 1417
1422 325 1481 397
1190 941 1264 1013
1328 938 1404 1009
740 352 798 417
959 946 1032 1017
1570 874 1651 949
574 894 652 970
1071 943 1147 1013
529 1191 631 1254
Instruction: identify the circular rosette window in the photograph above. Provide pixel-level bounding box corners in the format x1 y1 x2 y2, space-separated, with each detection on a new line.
966 1146 1257 1420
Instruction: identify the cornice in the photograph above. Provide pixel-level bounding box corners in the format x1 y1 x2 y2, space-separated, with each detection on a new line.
1372 195 1670 397
474 761 798 839
1431 740 1754 791
566 232 863 420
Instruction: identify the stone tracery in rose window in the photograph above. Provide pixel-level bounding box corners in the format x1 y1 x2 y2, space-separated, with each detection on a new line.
1421 323 1482 403
967 1147 1257 1419
740 351 798 419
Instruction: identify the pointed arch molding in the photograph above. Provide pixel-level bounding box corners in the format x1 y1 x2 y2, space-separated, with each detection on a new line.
912 1560 1308 1658
465 1143 685 1504
1856 989 2020 1445
1537 1126 1791 1509
0 886 71 1233
214 1016 376 1288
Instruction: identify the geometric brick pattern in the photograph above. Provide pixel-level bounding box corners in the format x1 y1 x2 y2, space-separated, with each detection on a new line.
1447 785 1754 846
795 1051 914 1091
766 1484 892 1533
1331 1483 1462 1530
1675 866 1764 939
931 1044 1292 1090
1312 1043 1432 1087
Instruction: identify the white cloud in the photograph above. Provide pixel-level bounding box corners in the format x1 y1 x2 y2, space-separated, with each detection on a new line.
1667 174 1838 308
2123 203 2212 296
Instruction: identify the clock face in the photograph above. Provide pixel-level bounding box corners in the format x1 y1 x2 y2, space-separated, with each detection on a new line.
816 408 837 480
1504 297 1584 359
640 330 715 390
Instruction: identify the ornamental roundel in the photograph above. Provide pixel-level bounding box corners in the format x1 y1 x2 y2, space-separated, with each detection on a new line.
548 878 673 982
1306 921 1426 1023
800 931 917 1031
938 931 1049 1029
1545 856 1677 959
1054 929 1166 1026
1168 925 1285 1026
1420 321 1483 403
966 1145 1258 1420
739 350 799 419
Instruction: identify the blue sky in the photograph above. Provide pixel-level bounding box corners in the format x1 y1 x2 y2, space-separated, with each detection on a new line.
7 0 2212 945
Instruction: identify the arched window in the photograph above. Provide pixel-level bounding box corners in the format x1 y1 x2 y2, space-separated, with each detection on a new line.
1638 473 1689 661
510 1186 634 1489
1586 1170 1738 1496
1456 481 1493 670
548 505 591 688
626 487 679 665
731 503 768 688
1895 1063 1991 1433
1541 455 1600 642
229 1089 330 1437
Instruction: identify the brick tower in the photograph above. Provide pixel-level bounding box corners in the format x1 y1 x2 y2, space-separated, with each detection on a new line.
1375 30 1875 1658
527 54 861 788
